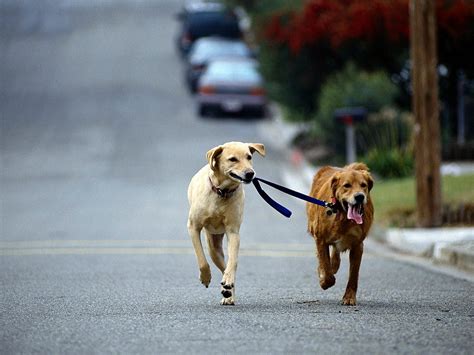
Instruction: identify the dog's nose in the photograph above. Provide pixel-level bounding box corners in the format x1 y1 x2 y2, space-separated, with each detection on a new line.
245 171 255 181
354 193 365 204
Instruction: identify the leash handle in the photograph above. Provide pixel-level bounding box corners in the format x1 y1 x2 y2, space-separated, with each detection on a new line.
252 179 292 218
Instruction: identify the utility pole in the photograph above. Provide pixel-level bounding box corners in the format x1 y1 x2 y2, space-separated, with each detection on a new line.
457 70 466 145
410 0 442 227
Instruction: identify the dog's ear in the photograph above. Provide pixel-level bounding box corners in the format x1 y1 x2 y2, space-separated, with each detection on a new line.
206 146 224 171
346 162 369 171
331 173 340 197
248 143 265 157
364 171 374 191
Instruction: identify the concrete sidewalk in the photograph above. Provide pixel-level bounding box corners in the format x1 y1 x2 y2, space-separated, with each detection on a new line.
259 112 474 274
378 227 474 273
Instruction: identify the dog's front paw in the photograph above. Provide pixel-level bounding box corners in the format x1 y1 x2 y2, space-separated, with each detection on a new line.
220 273 234 290
342 290 357 306
199 265 211 288
220 281 234 297
220 296 235 305
319 274 336 290
220 281 235 305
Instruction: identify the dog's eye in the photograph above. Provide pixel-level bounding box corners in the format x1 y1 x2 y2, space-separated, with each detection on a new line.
343 183 352 188
228 157 238 162
361 183 367 188
246 155 252 160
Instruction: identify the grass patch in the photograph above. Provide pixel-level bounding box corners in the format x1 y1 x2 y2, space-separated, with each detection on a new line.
373 173 474 226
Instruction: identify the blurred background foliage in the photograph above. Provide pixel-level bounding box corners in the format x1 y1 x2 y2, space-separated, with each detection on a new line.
225 0 474 177
314 63 400 162
358 107 415 179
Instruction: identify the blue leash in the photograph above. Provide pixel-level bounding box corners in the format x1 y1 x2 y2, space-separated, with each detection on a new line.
252 177 338 218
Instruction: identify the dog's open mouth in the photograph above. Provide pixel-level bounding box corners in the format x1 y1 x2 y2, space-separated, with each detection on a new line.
229 172 252 184
343 201 364 224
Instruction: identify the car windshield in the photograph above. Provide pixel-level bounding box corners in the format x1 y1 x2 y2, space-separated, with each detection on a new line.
187 11 240 38
190 40 250 61
205 61 261 82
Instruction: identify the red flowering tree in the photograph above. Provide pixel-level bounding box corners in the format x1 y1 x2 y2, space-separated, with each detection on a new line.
258 0 474 119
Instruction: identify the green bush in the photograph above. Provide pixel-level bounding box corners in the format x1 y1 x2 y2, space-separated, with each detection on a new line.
358 109 414 178
311 63 415 178
357 108 413 153
364 148 413 179
313 63 399 154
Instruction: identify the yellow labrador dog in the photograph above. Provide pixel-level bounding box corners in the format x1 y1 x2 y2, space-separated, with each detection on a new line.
187 141 265 305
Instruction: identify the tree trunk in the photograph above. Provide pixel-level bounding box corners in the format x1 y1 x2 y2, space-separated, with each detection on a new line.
410 0 442 227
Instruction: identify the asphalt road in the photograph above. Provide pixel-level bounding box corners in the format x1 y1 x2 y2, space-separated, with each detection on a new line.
1 1 473 354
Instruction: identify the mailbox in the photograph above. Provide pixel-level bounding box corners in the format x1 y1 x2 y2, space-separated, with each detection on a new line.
334 107 367 125
333 107 367 164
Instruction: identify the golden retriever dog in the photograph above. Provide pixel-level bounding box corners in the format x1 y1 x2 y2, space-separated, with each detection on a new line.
306 163 374 306
187 142 265 305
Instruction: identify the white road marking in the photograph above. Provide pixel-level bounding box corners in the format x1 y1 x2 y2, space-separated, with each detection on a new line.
0 239 315 257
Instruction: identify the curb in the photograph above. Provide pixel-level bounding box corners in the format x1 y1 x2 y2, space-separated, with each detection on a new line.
434 241 474 273
376 227 474 272
382 227 474 256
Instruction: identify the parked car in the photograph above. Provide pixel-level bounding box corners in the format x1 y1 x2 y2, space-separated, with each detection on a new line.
175 1 242 57
185 37 253 92
196 58 267 117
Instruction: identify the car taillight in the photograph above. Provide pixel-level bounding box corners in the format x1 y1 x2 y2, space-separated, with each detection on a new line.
250 87 265 96
181 32 192 46
199 85 215 94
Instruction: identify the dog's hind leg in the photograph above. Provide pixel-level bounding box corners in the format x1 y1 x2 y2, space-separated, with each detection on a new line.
330 246 341 274
206 231 225 273
188 221 211 288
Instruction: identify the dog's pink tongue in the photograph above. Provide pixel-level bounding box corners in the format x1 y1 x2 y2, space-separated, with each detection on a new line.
347 205 363 224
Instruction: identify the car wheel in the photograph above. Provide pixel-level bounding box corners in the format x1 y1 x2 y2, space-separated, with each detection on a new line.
198 105 208 117
189 79 198 94
254 106 266 118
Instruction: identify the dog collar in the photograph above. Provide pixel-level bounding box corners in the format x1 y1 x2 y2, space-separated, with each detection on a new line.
209 177 239 199
322 197 340 216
